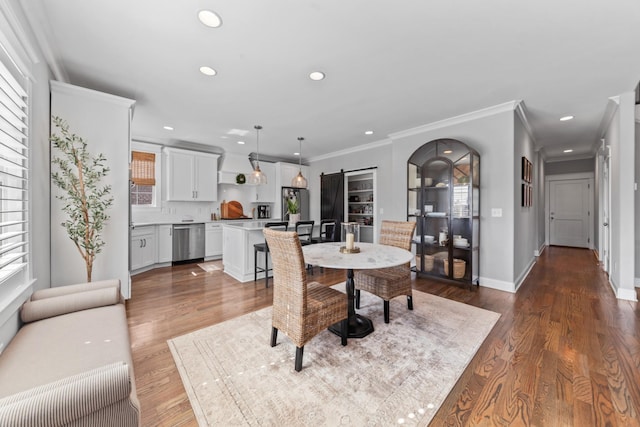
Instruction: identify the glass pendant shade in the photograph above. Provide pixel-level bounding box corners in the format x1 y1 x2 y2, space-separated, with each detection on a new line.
291 137 308 188
249 125 267 185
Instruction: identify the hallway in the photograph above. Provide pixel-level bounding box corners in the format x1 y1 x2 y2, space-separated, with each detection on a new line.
127 246 640 426
427 246 640 426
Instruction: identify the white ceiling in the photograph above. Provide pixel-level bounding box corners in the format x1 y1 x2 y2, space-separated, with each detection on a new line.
23 0 640 162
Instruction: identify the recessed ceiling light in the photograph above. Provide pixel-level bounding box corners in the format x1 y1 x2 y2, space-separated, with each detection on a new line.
237 141 245 145
365 130 374 135
198 10 222 28
560 115 574 121
200 66 217 76
309 71 325 81
294 152 300 156
443 149 453 154
163 126 174 131
563 149 573 153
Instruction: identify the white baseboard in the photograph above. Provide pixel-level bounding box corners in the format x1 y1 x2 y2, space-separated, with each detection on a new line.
534 243 546 257
514 259 536 292
617 287 638 302
479 276 516 293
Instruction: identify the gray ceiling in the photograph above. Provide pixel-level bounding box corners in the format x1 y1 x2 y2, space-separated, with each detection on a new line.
23 0 640 162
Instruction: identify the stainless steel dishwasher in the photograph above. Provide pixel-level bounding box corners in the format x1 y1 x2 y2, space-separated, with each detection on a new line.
172 223 205 262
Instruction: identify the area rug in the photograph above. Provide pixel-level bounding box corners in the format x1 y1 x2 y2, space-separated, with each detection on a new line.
197 261 222 273
168 288 500 426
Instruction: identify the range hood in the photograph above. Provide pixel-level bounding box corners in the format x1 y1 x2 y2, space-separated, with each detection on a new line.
218 153 254 184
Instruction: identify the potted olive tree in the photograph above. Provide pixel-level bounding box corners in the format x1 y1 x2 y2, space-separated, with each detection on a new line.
50 116 113 282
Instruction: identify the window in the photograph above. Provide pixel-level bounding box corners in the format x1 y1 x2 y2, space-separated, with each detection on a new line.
130 143 161 208
0 56 28 285
130 150 155 206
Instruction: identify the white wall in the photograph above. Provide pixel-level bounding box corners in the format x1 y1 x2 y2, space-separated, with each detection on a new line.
310 103 520 291
50 82 134 297
635 120 640 285
605 93 636 300
513 113 537 288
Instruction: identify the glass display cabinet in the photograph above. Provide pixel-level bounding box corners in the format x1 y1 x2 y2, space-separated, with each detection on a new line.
407 139 479 286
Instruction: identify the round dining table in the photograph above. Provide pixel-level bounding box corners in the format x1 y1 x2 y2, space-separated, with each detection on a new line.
302 242 413 338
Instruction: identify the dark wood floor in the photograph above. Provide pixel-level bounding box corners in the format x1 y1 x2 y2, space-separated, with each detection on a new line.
127 247 640 426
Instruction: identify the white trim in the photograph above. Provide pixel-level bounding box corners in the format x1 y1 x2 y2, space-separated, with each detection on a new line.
0 278 34 327
479 276 516 293
545 172 594 181
308 138 391 163
0 0 38 78
544 153 596 163
617 287 638 301
50 81 135 108
514 101 536 143
514 259 536 292
534 243 546 257
388 100 518 140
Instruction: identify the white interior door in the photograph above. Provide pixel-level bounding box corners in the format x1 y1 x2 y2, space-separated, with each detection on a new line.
549 179 590 247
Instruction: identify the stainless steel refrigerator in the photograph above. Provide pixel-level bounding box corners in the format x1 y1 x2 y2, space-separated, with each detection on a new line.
282 187 310 223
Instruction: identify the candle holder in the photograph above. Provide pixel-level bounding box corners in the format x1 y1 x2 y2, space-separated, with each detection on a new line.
340 222 360 253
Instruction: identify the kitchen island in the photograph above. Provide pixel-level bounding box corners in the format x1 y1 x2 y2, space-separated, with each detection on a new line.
222 220 278 282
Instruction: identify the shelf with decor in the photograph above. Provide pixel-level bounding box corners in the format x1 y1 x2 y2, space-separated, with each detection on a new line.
345 170 377 242
407 139 480 288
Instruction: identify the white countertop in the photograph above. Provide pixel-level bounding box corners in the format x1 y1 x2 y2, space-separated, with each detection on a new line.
131 219 282 228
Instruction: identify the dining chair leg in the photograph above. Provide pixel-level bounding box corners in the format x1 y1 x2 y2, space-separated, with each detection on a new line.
264 251 269 288
407 295 413 310
341 318 348 346
383 300 390 324
270 327 278 347
295 346 304 372
355 289 361 309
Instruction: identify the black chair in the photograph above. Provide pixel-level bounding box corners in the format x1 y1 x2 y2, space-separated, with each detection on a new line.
294 221 315 246
254 222 288 287
312 219 337 243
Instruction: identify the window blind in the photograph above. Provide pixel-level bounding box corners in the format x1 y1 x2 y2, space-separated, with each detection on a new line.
131 151 156 185
0 57 28 284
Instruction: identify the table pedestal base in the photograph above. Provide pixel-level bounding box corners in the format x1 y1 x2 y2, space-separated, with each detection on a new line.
328 267 374 339
329 313 374 338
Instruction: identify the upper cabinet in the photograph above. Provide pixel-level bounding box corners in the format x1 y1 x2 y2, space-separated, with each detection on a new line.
408 139 480 287
163 147 220 201
254 161 276 203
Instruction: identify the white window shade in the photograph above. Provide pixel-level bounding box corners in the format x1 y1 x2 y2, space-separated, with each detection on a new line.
0 57 28 284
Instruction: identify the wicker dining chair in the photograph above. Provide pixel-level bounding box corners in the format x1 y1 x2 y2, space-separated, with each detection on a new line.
264 228 348 372
354 220 416 323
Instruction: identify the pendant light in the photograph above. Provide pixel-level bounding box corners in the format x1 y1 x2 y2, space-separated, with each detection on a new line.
248 125 267 185
291 137 308 188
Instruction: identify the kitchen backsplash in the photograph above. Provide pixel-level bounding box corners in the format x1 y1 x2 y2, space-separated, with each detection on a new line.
131 183 269 224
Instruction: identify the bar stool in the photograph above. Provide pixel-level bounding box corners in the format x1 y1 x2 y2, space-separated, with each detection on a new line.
254 222 288 287
295 220 315 246
312 219 337 243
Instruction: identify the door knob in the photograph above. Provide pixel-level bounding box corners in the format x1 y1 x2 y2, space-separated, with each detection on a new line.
603 222 608 226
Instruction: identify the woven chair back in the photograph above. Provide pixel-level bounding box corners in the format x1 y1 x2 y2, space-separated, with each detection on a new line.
379 220 416 251
263 228 307 316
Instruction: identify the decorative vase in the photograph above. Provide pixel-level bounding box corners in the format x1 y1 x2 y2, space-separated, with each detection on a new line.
289 213 300 226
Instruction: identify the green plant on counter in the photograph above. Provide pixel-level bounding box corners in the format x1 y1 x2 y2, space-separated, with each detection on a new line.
286 196 299 214
50 116 113 282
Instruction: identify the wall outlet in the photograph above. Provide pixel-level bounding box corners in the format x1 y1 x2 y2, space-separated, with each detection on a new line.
491 208 502 217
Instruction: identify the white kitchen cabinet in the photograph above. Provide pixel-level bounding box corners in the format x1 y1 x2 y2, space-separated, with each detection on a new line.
205 223 223 259
254 161 276 203
131 226 156 271
164 147 220 201
157 224 173 263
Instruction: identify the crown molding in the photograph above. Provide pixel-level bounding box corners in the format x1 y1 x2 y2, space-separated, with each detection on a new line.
514 100 537 144
308 138 392 163
388 100 518 140
17 0 67 82
51 80 135 107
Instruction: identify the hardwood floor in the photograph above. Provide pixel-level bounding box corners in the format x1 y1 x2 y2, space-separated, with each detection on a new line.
127 247 640 426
